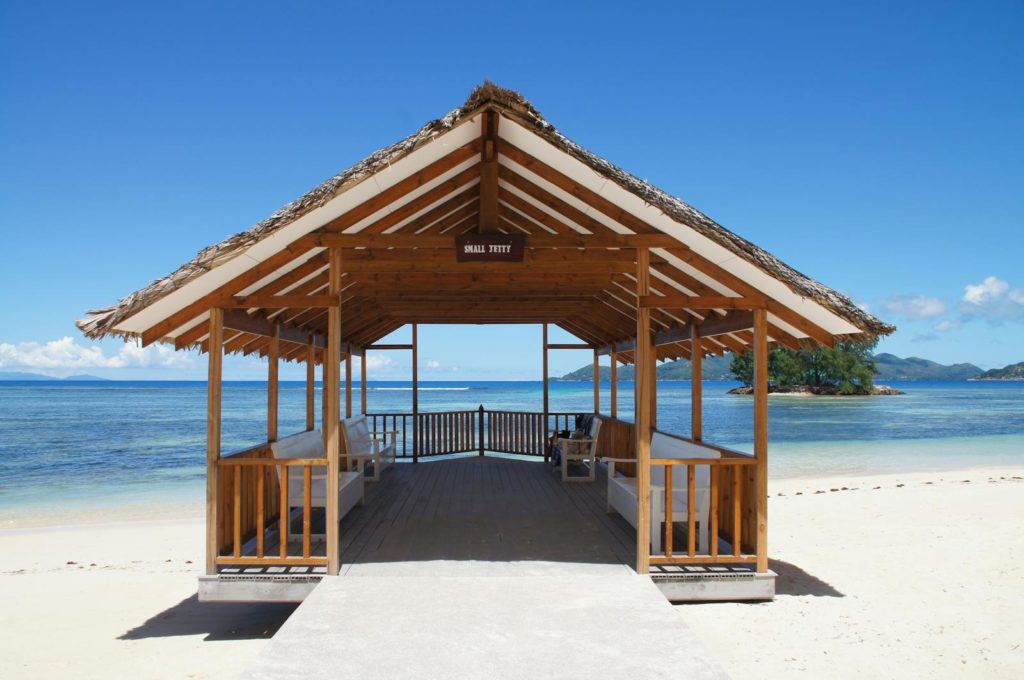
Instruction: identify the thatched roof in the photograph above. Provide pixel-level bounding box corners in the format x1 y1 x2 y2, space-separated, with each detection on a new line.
77 82 893 363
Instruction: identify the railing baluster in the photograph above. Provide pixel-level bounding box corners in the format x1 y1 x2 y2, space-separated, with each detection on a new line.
664 464 673 558
280 464 288 558
256 466 265 558
302 464 311 559
233 466 242 558
710 465 719 559
732 466 742 558
687 463 696 557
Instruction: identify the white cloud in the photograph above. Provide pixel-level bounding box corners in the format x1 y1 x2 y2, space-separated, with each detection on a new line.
933 319 960 332
0 337 194 372
963 276 1009 305
883 295 946 319
855 301 871 313
426 360 441 370
362 354 397 371
1010 290 1024 305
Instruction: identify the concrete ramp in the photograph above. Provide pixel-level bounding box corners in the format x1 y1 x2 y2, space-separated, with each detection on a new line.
244 573 727 680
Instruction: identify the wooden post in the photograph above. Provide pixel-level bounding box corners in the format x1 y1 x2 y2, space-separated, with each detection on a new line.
753 308 769 573
610 345 618 419
360 348 367 416
592 348 600 414
542 324 550 462
478 404 485 456
325 248 342 575
691 324 702 441
650 352 657 429
305 342 315 431
267 323 279 443
345 345 353 418
412 323 419 464
205 308 223 575
635 249 653 574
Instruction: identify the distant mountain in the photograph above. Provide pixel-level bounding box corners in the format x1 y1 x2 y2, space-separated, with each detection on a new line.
556 355 736 381
973 361 1024 381
0 371 52 380
0 371 111 381
62 374 111 381
873 354 982 381
558 352 988 382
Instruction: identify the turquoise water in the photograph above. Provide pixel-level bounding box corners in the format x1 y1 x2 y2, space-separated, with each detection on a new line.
0 380 1022 521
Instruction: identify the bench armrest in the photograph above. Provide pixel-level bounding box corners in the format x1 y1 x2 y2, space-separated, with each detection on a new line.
599 457 638 463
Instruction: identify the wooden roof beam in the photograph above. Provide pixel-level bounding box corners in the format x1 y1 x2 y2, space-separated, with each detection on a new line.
479 110 499 233
638 295 762 311
309 231 675 249
596 310 755 355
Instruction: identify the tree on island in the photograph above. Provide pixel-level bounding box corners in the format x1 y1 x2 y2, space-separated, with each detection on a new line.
730 340 879 395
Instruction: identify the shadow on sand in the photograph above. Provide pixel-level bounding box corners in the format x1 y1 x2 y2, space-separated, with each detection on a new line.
769 558 844 597
119 594 298 641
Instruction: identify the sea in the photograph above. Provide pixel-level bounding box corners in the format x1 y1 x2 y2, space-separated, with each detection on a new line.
1 380 1022 526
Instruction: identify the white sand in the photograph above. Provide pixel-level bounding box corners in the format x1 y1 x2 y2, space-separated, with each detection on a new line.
1 467 1022 679
679 466 1024 679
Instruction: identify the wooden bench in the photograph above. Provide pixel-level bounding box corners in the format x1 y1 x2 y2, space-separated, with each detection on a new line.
269 430 364 520
342 415 396 482
554 415 602 483
605 432 721 555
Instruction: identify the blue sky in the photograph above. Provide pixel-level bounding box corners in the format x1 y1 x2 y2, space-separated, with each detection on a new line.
1 1 1021 380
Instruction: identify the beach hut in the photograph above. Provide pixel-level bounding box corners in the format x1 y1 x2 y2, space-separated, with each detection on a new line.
77 83 893 602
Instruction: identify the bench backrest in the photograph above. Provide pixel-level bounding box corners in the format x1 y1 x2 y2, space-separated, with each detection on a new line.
269 429 326 460
649 432 720 488
342 415 374 453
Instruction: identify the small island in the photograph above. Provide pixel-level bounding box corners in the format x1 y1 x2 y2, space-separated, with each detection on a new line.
727 384 904 396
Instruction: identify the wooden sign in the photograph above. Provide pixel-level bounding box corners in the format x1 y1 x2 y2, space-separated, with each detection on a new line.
455 233 525 262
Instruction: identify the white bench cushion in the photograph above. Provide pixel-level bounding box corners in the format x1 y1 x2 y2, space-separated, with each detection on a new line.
649 432 719 488
269 429 326 460
268 430 363 514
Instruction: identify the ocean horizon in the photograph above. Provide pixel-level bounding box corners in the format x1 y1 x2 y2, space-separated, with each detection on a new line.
1 379 1022 526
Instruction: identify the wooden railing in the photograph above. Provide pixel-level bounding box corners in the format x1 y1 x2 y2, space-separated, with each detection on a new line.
648 454 758 566
416 410 479 456
368 407 584 459
595 418 761 567
215 439 328 568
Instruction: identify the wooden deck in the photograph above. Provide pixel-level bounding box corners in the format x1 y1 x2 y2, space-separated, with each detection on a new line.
341 455 635 575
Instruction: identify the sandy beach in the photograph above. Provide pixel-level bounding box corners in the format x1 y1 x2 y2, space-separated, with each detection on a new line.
1 466 1022 679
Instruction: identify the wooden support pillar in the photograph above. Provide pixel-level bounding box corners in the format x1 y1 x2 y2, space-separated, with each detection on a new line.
305 343 315 431
345 345 353 418
610 345 618 419
542 323 550 462
593 348 600 414
325 249 342 575
360 348 367 415
634 249 653 574
691 324 702 441
205 308 223 576
267 323 279 443
412 324 419 463
753 308 769 573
